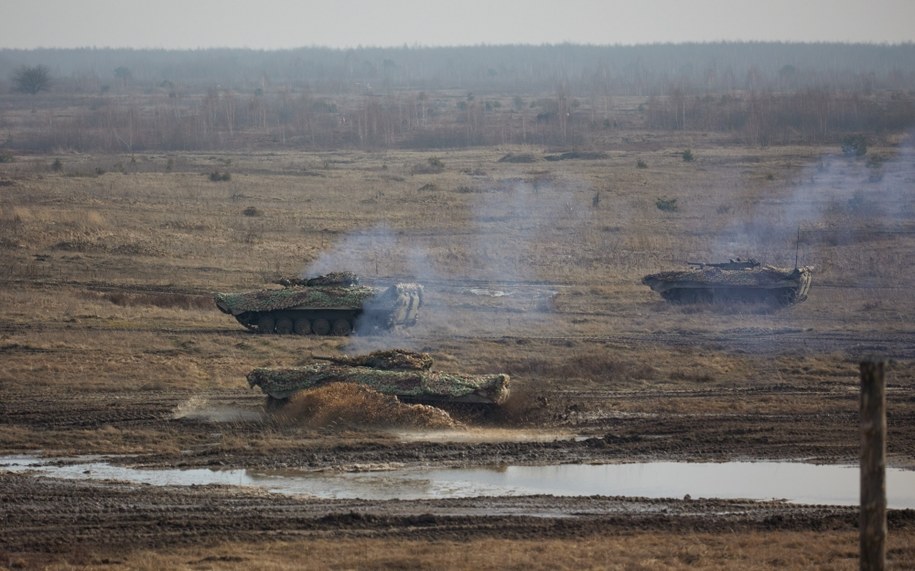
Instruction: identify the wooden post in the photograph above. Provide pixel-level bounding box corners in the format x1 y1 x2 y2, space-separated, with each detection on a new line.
860 361 886 571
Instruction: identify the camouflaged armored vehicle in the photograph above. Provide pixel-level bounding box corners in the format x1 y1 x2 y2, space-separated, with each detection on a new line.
214 272 423 335
642 259 812 305
248 349 510 408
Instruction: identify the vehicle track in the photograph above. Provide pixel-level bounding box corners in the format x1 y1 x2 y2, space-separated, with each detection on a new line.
4 316 912 359
5 471 899 558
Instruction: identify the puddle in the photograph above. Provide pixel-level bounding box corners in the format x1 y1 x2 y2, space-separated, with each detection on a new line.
467 288 514 297
3 455 914 508
391 429 579 443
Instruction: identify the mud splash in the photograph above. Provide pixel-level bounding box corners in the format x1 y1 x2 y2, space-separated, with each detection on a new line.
171 396 262 422
274 383 459 429
4 456 914 508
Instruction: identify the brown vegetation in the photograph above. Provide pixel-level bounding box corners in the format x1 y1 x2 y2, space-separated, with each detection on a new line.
2 44 914 153
1 48 915 566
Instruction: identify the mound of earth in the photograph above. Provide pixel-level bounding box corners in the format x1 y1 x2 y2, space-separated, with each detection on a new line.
275 383 460 430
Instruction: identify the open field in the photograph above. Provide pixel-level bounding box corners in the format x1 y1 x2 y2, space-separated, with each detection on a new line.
2 138 915 568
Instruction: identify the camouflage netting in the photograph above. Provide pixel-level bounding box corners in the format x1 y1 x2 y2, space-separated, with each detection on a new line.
248 363 510 404
643 265 811 288
275 272 361 287
317 349 434 371
214 285 380 314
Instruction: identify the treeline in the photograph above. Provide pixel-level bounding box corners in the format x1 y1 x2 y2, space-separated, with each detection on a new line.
7 88 912 152
2 43 915 152
645 89 915 145
3 43 915 96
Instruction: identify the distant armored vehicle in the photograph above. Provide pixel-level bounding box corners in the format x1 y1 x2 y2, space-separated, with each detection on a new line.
214 272 423 335
642 259 812 305
248 349 510 408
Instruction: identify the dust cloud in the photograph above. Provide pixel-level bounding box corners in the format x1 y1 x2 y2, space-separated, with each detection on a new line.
171 396 262 423
272 383 460 430
295 175 592 350
710 134 915 268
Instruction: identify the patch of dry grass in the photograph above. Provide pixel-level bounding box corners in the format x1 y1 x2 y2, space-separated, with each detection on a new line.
33 531 915 570
1 142 914 452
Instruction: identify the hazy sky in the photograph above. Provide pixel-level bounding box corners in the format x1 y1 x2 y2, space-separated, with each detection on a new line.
3 0 914 50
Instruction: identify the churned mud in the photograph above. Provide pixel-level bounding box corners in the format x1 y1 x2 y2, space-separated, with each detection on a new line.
3 343 915 567
2 141 915 567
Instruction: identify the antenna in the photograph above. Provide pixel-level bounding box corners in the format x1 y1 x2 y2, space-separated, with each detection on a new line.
794 226 800 269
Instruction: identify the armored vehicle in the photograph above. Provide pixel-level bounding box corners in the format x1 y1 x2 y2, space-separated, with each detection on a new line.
248 349 510 408
642 259 812 305
214 272 423 335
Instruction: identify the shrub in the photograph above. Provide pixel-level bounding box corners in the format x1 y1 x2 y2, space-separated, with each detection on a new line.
12 64 51 94
498 153 537 163
242 206 262 217
544 151 608 161
656 197 678 212
51 158 63 171
0 151 15 163
411 157 445 174
865 154 885 168
681 149 694 162
841 135 868 157
636 158 648 169
209 171 231 182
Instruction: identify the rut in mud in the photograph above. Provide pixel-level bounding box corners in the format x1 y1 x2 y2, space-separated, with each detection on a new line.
6 470 910 557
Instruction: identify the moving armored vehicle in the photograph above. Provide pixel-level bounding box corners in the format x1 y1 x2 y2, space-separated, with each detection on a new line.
214 272 423 335
248 349 510 408
642 259 812 305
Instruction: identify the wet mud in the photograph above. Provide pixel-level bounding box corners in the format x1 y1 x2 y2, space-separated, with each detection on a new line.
3 372 915 565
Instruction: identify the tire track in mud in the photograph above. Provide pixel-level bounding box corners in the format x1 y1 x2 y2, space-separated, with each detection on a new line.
0 389 262 430
4 470 894 557
3 275 913 358
3 318 912 359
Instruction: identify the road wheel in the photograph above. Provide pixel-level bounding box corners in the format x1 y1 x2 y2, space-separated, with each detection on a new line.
775 288 795 305
275 316 294 334
663 289 684 303
312 318 330 335
256 314 275 333
294 318 311 335
331 318 352 336
265 396 288 412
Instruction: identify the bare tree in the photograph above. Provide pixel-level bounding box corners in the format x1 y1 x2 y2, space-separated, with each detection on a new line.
113 66 132 89
12 65 51 95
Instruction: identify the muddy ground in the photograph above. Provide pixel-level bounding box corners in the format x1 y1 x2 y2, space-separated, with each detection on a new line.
2 145 915 568
2 297 915 569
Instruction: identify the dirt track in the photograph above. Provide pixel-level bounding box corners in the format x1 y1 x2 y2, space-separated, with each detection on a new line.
8 400 915 566
3 141 915 567
3 281 915 564
3 321 915 567
4 470 900 556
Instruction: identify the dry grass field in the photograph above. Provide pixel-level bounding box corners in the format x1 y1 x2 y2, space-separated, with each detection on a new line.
2 135 915 568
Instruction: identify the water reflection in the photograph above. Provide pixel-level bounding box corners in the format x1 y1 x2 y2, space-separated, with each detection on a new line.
3 455 914 508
